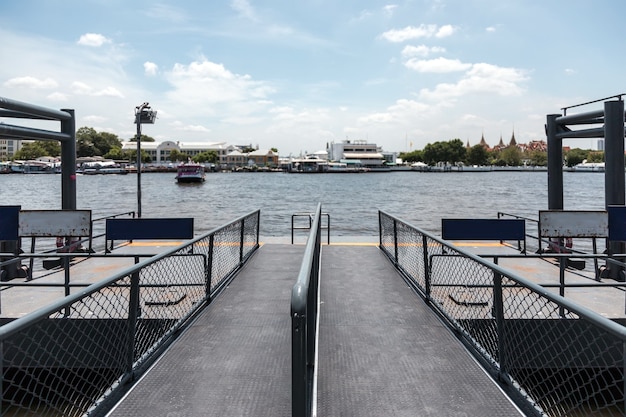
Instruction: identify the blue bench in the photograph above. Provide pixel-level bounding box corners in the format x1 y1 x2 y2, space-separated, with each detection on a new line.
441 218 526 253
105 218 194 251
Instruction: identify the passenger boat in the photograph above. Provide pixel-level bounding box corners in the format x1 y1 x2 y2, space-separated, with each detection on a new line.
175 162 206 183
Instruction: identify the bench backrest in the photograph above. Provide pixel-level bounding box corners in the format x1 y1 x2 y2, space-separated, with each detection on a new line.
0 206 21 240
105 218 194 241
441 218 525 241
538 210 608 238
18 210 92 237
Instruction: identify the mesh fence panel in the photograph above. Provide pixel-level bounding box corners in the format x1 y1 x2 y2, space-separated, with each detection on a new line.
0 210 260 417
379 211 625 417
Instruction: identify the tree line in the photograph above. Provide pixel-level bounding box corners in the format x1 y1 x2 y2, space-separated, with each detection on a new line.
7 128 607 167
10 127 218 164
398 138 606 167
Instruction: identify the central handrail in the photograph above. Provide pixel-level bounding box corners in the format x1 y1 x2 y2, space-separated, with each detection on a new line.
291 203 322 417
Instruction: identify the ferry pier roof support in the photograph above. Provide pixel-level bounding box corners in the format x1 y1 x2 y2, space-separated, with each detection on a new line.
546 95 626 279
0 97 76 209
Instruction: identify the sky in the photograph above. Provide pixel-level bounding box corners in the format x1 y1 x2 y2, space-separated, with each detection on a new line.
1 0 624 156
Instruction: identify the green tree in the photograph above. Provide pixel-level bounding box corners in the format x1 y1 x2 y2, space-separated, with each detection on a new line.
13 142 49 160
76 127 122 157
270 147 278 153
587 151 604 163
169 149 190 162
129 134 155 142
500 146 522 166
466 145 489 166
399 150 424 163
104 147 125 160
565 148 588 167
193 151 218 163
422 139 466 165
526 150 547 166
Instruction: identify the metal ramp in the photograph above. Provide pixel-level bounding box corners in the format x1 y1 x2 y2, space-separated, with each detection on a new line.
316 245 522 416
107 244 522 416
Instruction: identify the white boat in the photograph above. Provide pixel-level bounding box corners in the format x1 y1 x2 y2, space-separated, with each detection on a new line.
176 163 206 183
289 156 328 173
573 162 605 172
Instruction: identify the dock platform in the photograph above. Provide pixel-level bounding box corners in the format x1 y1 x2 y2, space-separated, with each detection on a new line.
108 243 522 416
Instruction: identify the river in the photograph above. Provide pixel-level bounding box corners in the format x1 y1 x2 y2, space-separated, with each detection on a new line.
0 170 609 240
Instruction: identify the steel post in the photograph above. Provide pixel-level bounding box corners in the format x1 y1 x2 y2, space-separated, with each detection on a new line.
546 114 564 210
604 100 626 280
60 109 76 210
136 112 142 218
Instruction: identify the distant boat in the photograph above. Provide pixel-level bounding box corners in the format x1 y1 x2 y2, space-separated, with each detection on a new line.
573 162 605 172
175 162 206 183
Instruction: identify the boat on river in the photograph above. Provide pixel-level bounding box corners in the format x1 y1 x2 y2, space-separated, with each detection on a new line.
175 162 206 183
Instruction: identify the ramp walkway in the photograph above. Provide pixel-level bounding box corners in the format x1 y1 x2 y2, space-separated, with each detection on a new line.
317 245 522 416
108 244 522 416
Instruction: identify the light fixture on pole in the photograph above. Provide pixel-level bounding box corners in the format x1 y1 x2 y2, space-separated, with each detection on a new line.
134 102 157 218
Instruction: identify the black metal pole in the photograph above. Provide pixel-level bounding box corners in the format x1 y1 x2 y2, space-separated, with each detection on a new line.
60 109 76 210
604 100 625 280
546 114 563 210
136 110 142 218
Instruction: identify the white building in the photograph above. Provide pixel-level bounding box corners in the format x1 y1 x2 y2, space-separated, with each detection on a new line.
327 140 386 168
0 138 22 160
121 140 235 164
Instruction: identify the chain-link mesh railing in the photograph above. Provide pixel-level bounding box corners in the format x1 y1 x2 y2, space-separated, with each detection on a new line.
0 210 259 417
379 210 626 417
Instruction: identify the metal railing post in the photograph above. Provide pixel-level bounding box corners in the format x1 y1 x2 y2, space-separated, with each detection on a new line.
240 217 245 264
206 234 215 302
493 272 508 383
126 270 141 377
292 312 307 417
422 234 431 300
393 219 399 265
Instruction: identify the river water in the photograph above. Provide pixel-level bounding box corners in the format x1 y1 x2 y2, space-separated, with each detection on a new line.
0 170 609 240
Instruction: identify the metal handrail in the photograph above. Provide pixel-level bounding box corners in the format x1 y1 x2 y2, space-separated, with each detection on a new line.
291 203 322 417
291 212 330 244
0 210 260 416
379 210 626 417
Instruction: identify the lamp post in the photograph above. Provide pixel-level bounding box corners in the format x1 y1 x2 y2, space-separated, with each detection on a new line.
134 102 157 218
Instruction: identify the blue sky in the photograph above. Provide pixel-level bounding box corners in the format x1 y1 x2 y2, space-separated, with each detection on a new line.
1 0 623 156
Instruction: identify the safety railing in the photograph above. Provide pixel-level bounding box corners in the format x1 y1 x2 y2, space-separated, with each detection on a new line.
291 203 322 417
0 210 260 417
379 210 626 417
291 211 330 244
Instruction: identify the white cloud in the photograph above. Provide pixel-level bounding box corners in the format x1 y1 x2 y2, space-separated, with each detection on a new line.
435 25 455 38
357 99 432 125
83 115 107 123
380 24 455 43
486 26 497 33
179 124 210 132
77 33 111 47
401 45 446 58
405 57 471 73
47 92 69 101
231 0 258 21
166 58 273 102
383 5 398 16
4 76 58 89
144 62 158 76
93 87 124 98
71 81 93 95
419 63 529 100
565 68 576 75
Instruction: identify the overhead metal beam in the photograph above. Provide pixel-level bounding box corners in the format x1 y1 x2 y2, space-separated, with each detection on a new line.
0 123 72 142
0 96 72 121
